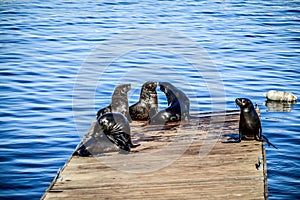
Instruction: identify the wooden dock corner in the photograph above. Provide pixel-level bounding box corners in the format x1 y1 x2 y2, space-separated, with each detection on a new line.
42 110 268 199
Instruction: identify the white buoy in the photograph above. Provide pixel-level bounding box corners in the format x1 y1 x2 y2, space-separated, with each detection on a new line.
264 90 297 102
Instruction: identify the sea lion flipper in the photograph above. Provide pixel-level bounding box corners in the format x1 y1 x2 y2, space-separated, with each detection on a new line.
222 135 241 143
261 135 278 149
238 129 243 142
128 138 141 148
112 135 130 152
130 143 141 148
222 139 241 143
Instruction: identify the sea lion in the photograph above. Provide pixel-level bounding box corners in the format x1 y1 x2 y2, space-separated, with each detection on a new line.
264 90 297 102
74 134 119 157
129 81 158 120
149 82 190 124
233 98 277 148
96 83 131 122
75 112 140 156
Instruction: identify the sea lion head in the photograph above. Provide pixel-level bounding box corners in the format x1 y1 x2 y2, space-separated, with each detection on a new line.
140 81 158 102
158 81 171 93
142 81 157 93
113 83 131 96
158 82 177 104
236 98 254 112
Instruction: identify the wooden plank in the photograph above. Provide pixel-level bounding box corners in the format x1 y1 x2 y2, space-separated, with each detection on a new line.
42 111 267 200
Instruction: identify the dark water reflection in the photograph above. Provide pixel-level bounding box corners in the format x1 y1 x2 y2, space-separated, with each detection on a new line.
0 0 299 199
264 100 297 112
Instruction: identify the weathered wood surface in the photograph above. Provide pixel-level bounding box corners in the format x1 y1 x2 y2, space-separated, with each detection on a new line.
42 111 267 200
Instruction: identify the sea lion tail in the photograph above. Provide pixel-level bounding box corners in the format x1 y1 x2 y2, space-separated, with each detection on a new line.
262 135 278 149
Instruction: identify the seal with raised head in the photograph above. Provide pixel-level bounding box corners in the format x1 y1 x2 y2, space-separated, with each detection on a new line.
233 98 277 148
96 83 131 122
149 82 190 124
129 81 158 121
76 112 140 156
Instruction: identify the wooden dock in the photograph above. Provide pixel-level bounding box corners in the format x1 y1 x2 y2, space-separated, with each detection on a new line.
42 111 268 199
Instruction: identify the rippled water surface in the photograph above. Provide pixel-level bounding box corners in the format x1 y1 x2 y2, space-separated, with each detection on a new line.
1 0 299 199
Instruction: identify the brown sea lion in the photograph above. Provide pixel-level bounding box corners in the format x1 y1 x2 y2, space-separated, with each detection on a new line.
129 81 158 121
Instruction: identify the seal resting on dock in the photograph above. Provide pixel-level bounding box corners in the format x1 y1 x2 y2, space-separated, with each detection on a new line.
75 112 140 156
96 83 132 122
149 82 190 124
129 81 158 121
224 98 277 149
264 90 297 102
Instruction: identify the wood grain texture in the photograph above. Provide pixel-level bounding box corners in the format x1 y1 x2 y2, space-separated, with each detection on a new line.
42 111 267 200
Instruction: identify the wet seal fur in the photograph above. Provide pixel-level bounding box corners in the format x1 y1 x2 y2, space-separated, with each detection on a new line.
129 81 158 121
75 112 140 156
149 82 190 124
224 98 277 149
96 83 131 122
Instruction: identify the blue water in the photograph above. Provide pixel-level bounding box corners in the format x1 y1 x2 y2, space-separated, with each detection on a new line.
1 0 299 199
